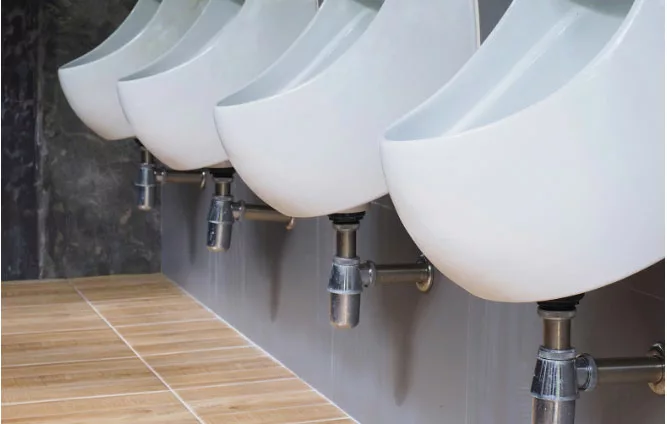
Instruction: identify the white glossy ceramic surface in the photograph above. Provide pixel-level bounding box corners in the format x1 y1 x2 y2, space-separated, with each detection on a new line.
59 0 208 140
381 0 664 302
118 0 318 171
215 0 478 217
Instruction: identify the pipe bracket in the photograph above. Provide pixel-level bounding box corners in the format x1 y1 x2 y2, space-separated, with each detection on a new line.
648 342 665 395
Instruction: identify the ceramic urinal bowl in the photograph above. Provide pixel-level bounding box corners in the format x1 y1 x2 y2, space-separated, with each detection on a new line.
117 0 318 171
215 0 478 217
381 0 665 302
59 0 209 140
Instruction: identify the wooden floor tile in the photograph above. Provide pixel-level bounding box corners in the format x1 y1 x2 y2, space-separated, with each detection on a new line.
179 379 318 415
2 329 134 367
2 303 107 334
2 392 198 424
2 274 352 423
72 274 184 303
116 320 248 356
2 282 83 308
96 296 213 326
2 357 166 403
146 347 294 389
193 403 347 424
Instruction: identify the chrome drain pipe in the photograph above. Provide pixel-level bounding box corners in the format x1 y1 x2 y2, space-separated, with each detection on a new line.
327 213 434 329
207 170 294 252
531 295 664 424
135 143 206 211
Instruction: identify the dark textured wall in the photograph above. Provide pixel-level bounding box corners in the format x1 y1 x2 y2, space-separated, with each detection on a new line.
2 1 40 280
2 0 161 280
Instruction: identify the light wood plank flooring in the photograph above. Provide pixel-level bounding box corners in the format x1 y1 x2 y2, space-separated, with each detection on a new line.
2 274 354 424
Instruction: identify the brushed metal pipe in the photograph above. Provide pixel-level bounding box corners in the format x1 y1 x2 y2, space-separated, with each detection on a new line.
532 399 576 424
576 354 664 391
214 178 231 196
157 170 206 186
532 308 577 424
543 319 571 350
596 357 664 385
329 223 361 329
329 292 361 329
238 204 295 227
335 225 358 258
140 148 154 164
540 309 575 350
373 263 431 285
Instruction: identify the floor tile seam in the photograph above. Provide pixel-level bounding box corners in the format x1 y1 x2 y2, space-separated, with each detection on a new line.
72 286 207 424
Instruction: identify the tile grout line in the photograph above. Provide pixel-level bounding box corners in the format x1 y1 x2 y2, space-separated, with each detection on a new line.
174 377 300 392
193 402 334 418
79 294 186 304
139 345 255 358
71 285 207 424
291 418 352 424
2 355 138 369
2 345 257 369
1 389 172 407
112 318 219 328
3 326 111 336
162 275 357 424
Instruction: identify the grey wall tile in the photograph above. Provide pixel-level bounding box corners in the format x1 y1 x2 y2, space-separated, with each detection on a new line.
163 181 664 424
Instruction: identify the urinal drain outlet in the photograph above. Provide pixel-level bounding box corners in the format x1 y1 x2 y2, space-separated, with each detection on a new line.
326 212 434 329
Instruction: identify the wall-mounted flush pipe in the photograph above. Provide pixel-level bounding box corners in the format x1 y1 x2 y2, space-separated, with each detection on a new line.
327 212 434 329
206 169 295 252
135 142 206 211
530 295 664 424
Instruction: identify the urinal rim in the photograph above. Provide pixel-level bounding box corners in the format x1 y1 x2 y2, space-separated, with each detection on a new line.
216 0 381 109
119 0 253 84
381 0 643 147
60 0 190 72
215 0 399 110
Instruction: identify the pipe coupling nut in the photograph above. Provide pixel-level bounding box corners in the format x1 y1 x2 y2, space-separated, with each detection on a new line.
531 347 579 402
575 353 598 392
208 195 235 226
135 163 157 188
328 256 362 295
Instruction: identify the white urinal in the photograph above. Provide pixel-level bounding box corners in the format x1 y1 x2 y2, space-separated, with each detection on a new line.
59 0 208 141
381 0 664 302
117 0 318 171
215 0 479 217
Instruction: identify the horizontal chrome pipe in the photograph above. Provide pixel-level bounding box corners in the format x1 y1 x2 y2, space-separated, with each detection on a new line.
577 352 665 392
232 202 295 228
595 357 664 385
156 170 206 187
369 263 431 285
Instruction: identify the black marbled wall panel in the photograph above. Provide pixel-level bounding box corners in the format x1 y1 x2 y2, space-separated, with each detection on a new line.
2 0 161 280
2 1 40 280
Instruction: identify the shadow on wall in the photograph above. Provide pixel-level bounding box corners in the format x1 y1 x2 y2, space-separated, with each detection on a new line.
365 200 430 406
240 183 290 322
